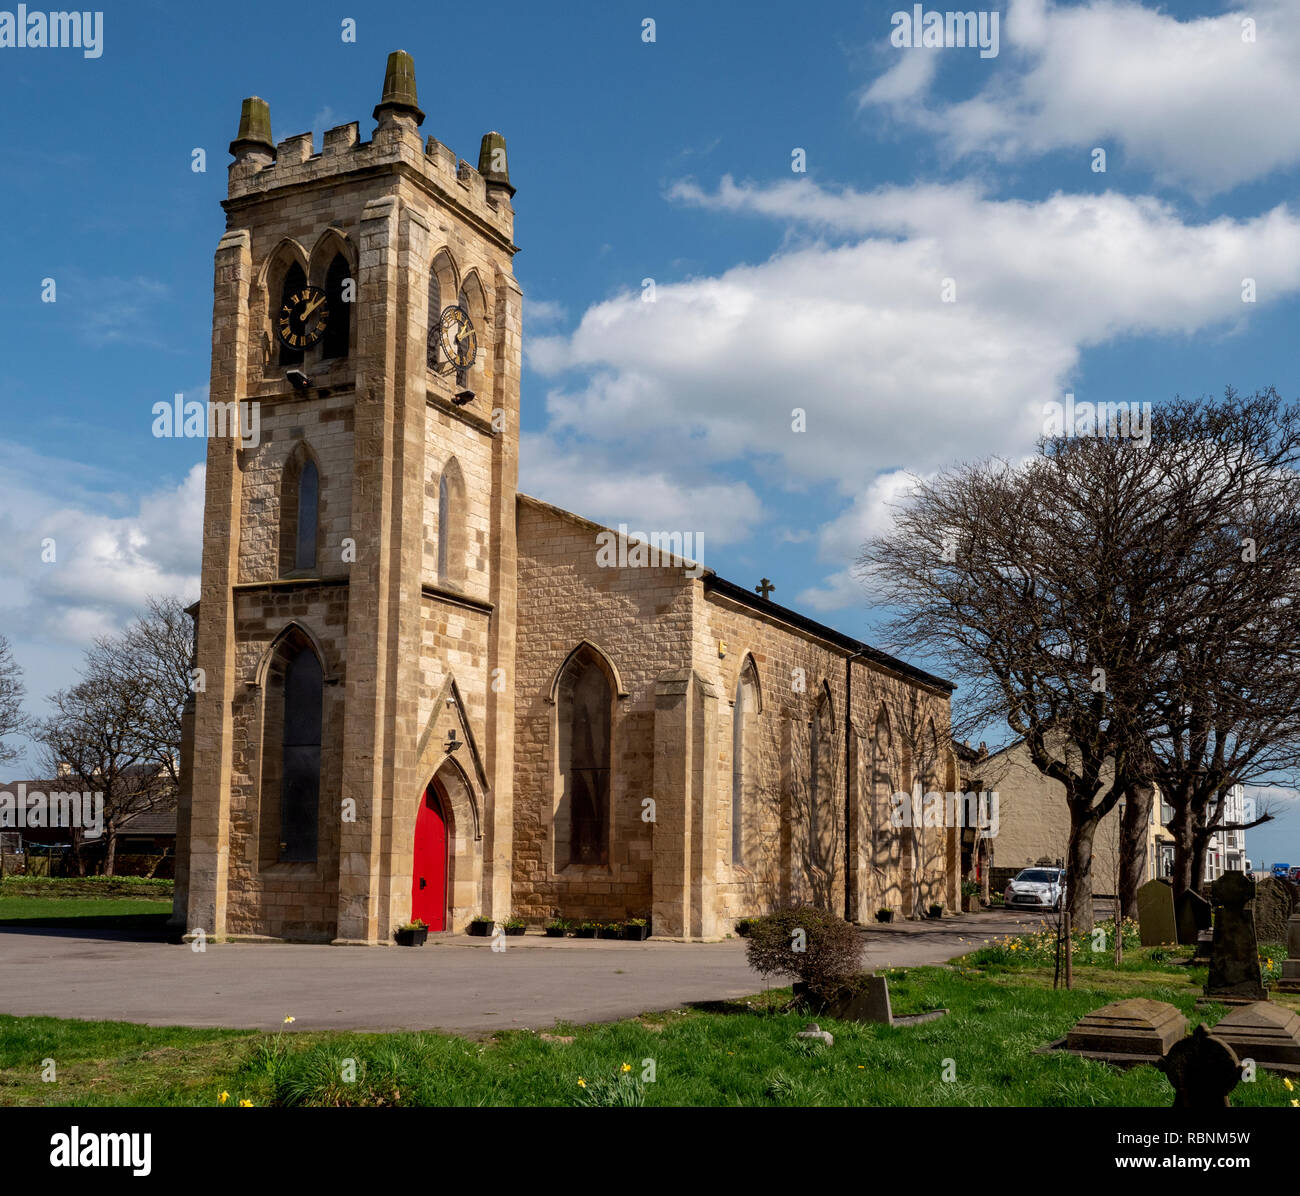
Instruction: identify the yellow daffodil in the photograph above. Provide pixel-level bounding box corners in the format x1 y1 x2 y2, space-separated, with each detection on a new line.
218 1091 229 1105
239 1099 253 1107
577 1078 587 1088
621 1063 632 1073
283 1015 295 1025
1286 1078 1294 1091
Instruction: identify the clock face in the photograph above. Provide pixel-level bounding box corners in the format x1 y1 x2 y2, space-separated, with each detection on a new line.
278 285 329 350
438 304 477 370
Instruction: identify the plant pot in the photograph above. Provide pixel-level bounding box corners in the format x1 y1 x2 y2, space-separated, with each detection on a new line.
598 926 623 939
468 921 494 937
927 909 943 920
395 927 428 947
574 927 598 939
504 925 526 936
875 911 894 924
544 926 567 938
622 924 650 941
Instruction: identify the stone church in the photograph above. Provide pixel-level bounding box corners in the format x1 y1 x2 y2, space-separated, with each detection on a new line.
172 52 960 944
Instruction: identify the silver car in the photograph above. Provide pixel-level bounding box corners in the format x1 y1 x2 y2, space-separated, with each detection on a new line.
1004 867 1066 911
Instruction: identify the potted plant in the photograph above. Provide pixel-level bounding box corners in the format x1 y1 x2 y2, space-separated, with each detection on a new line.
927 903 944 919
960 881 981 913
875 907 894 923
503 916 527 936
573 921 599 939
544 918 570 938
394 918 428 947
598 921 623 939
622 917 650 941
468 915 495 937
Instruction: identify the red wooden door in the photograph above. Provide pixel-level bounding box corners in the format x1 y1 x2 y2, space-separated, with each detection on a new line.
411 784 447 931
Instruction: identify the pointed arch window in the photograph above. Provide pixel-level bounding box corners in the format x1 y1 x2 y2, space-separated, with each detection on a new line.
810 687 833 868
435 457 466 587
279 646 322 861
437 473 450 580
732 660 759 867
280 446 320 576
321 254 351 360
278 262 307 367
557 647 613 867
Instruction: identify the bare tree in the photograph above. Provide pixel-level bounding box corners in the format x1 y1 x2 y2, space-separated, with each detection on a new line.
88 595 194 787
0 635 29 767
860 390 1300 931
33 596 192 875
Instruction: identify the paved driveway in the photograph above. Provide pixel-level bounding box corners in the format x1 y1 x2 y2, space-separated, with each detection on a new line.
0 910 1045 1035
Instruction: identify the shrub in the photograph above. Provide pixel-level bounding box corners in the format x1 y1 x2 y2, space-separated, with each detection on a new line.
961 881 980 897
743 905 864 999
503 916 527 929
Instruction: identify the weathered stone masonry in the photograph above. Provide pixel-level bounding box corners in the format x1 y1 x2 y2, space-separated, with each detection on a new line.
173 52 958 944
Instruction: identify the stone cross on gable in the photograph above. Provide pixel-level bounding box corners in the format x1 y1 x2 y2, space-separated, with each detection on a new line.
755 578 775 600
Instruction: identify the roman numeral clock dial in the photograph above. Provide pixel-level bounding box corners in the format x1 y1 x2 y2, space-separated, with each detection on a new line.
277 286 330 350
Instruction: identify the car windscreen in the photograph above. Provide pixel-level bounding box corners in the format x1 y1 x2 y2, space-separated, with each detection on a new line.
1016 870 1060 883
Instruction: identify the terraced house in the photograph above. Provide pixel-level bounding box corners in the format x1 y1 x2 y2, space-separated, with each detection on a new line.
173 52 960 944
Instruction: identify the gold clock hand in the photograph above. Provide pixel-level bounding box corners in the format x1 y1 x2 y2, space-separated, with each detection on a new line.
303 294 326 319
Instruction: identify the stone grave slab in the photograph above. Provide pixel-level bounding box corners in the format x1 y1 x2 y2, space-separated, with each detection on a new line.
1254 876 1295 944
1276 911 1300 992
1051 998 1188 1067
1175 889 1212 947
1138 879 1177 946
1210 1002 1300 1074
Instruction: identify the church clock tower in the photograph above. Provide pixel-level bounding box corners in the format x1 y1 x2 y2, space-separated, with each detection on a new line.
176 51 521 944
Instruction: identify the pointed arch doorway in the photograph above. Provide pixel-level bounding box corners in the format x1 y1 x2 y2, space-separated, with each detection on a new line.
411 778 450 931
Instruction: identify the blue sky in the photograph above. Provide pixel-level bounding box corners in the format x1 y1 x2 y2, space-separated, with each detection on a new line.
0 0 1298 862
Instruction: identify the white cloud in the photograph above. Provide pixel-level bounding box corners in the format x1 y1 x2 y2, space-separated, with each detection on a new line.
859 0 1300 196
519 432 764 549
0 445 202 647
523 173 1300 612
535 177 1300 500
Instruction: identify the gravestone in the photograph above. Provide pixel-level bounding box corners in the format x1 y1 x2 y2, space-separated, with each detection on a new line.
1158 1024 1240 1108
1277 911 1300 993
1210 1002 1300 1074
1137 879 1177 947
796 1022 833 1046
797 974 946 1026
1253 876 1295 944
1204 871 1267 1003
1175 889 1212 947
1061 998 1187 1064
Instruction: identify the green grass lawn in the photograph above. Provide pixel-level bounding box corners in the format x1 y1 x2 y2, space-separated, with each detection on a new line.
1 920 1295 1107
0 896 172 926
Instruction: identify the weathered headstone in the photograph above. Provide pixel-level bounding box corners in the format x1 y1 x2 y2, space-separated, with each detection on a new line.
1061 998 1188 1064
1276 911 1300 992
1204 871 1267 1003
1175 889 1212 947
1253 876 1295 944
1137 879 1177 946
1158 1024 1240 1108
1211 1002 1300 1074
804 974 946 1026
797 1022 833 1046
